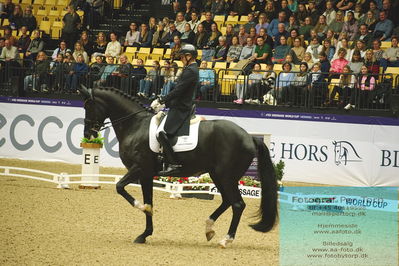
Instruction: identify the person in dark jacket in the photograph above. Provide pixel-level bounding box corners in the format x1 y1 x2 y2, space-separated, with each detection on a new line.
23 51 50 92
21 6 37 32
153 44 199 176
64 54 88 93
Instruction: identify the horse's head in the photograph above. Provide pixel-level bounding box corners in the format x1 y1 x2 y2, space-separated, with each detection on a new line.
332 141 341 165
79 85 106 139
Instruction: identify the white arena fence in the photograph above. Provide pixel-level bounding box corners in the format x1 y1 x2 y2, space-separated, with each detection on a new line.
2 166 398 213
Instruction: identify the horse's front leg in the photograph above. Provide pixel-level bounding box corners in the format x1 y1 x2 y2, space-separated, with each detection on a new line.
116 167 153 243
133 174 154 244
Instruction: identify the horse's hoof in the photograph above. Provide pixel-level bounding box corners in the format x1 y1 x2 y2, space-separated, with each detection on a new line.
133 236 146 244
218 235 233 248
206 230 215 241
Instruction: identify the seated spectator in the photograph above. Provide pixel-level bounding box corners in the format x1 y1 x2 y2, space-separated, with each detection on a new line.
248 27 257 44
373 11 393 41
175 12 186 34
183 0 196 21
244 12 256 33
287 29 302 47
21 5 36 32
193 24 209 49
287 62 310 106
274 62 295 103
329 65 356 106
306 37 323 63
212 36 228 62
104 32 122 58
200 11 215 32
0 38 18 81
327 11 344 37
111 54 132 93
354 40 367 58
160 62 181 96
3 26 17 46
229 0 251 16
0 38 5 55
137 23 153 48
309 62 326 107
48 54 66 91
289 0 298 14
197 60 215 100
324 30 338 47
280 0 292 18
264 1 277 22
9 4 23 30
345 65 374 110
298 17 313 41
330 48 349 74
15 26 30 54
307 1 319 26
372 39 384 62
1 0 14 19
290 37 306 63
152 22 168 48
64 54 88 93
323 1 336 26
224 24 235 46
87 55 105 87
124 22 140 47
237 25 249 46
249 36 272 64
380 36 399 70
239 37 255 60
354 24 373 49
52 41 70 61
313 15 328 39
202 23 222 61
256 13 269 34
283 54 296 69
211 0 225 15
138 60 160 97
296 3 308 26
318 51 331 74
364 49 380 75
272 35 291 63
226 36 242 63
286 15 299 32
79 31 94 57
333 38 352 61
170 35 182 61
130 58 146 93
93 56 118 88
359 11 378 33
258 28 274 48
342 12 358 41
267 11 288 39
72 42 89 64
148 17 157 34
302 52 314 67
321 39 335 61
23 51 50 92
25 30 44 62
274 23 289 47
92 32 108 59
180 23 195 45
187 11 201 33
160 23 181 48
243 63 265 104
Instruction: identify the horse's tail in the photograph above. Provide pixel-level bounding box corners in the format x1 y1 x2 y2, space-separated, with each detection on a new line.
250 137 278 233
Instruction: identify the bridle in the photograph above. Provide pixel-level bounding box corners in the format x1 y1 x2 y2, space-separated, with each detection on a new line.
84 99 149 133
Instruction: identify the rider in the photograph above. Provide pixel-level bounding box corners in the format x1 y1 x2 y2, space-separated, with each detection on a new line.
156 44 199 176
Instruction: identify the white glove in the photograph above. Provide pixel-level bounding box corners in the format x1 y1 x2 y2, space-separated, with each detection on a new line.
151 99 165 113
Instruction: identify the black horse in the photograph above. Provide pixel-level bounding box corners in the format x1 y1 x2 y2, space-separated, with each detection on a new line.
81 86 278 248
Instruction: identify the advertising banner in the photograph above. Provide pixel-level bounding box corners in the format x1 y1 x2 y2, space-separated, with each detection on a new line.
1 97 398 186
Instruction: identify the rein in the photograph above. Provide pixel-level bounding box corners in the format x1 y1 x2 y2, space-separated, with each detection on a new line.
86 108 149 133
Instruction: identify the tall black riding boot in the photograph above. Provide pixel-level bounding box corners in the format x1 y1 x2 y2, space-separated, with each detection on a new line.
157 131 182 176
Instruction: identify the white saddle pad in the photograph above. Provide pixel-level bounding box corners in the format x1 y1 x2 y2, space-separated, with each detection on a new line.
149 114 201 153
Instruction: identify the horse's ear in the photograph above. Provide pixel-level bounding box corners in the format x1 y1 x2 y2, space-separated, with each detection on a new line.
332 141 336 145
78 84 93 100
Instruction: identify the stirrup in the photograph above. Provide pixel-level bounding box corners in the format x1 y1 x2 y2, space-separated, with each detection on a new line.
158 164 182 176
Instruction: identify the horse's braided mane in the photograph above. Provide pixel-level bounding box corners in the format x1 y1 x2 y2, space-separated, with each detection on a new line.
98 87 155 114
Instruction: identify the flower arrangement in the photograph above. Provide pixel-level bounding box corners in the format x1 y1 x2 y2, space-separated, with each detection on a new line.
81 134 105 145
154 160 285 190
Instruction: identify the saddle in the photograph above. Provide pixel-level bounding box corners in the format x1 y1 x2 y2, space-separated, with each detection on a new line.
149 106 205 153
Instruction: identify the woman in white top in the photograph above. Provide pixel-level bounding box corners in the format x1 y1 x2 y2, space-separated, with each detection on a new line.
305 37 323 63
124 22 140 46
72 42 89 63
174 12 186 33
105 32 122 58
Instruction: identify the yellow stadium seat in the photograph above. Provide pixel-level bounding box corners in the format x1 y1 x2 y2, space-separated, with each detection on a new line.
2 18 9 26
136 47 151 61
60 9 67 17
174 60 183 67
51 27 61 39
56 0 68 7
197 49 202 59
385 67 399 86
151 47 164 61
328 79 340 100
21 0 32 6
274 64 283 75
226 15 238 23
33 0 45 7
163 48 171 59
239 15 248 24
144 59 154 71
48 8 60 17
39 20 51 34
36 8 48 21
213 62 227 72
44 0 56 6
381 42 390 50
220 27 226 35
